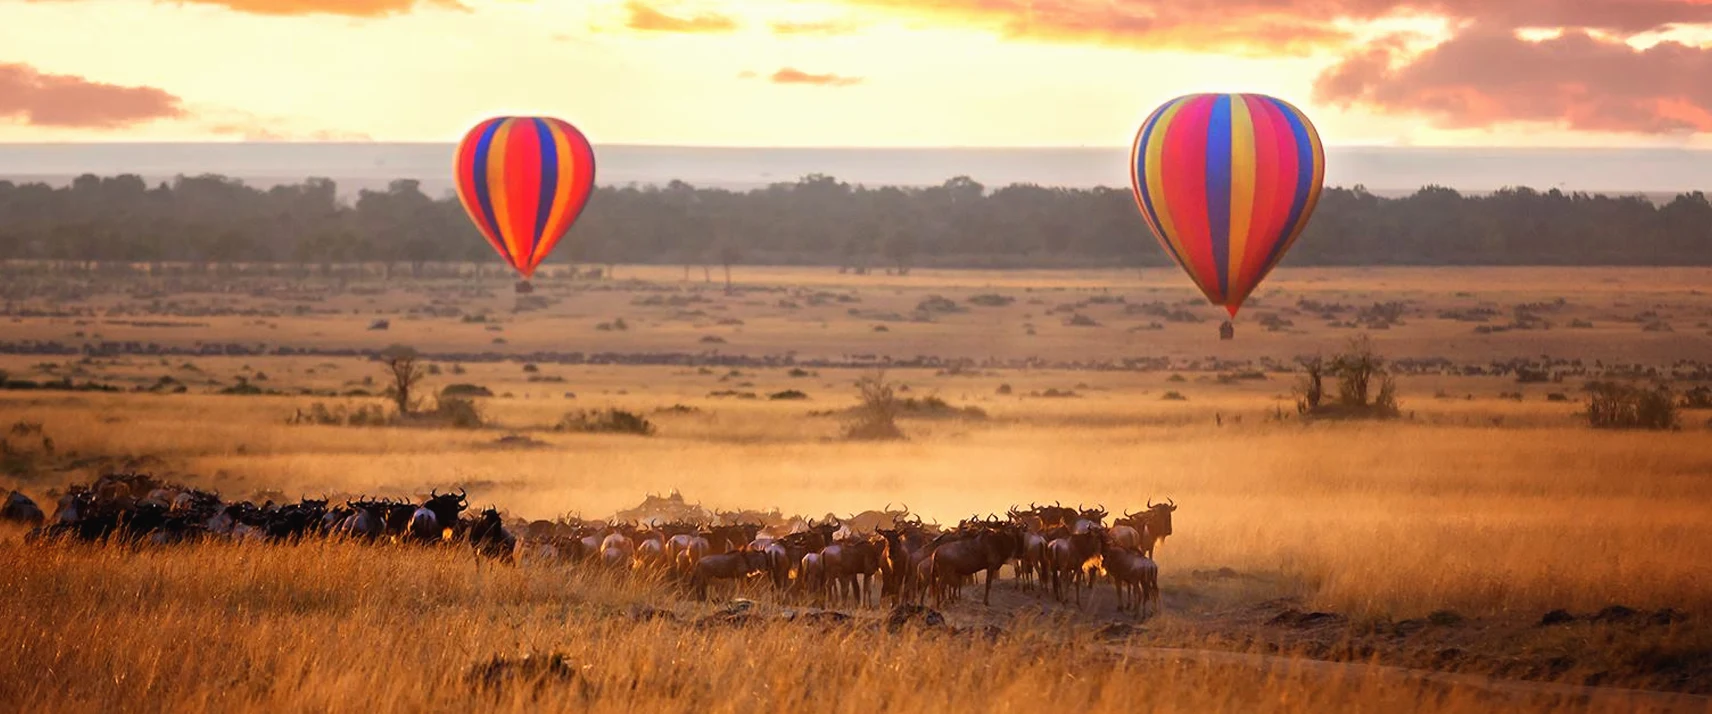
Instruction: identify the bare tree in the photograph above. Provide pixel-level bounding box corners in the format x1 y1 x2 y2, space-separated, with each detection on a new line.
379 344 426 416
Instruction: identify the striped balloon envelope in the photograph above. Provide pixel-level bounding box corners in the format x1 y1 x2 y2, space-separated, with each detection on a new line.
1129 93 1325 318
453 116 597 280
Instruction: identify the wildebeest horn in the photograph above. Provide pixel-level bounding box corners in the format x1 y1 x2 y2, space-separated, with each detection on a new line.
1029 501 1038 511
431 488 438 498
808 518 817 527
1167 497 1175 509
1147 497 1157 509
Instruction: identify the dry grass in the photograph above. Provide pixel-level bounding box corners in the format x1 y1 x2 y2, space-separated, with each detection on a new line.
0 539 1679 714
7 388 1712 619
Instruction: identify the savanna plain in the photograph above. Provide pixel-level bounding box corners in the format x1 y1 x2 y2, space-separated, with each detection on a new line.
3 264 1711 713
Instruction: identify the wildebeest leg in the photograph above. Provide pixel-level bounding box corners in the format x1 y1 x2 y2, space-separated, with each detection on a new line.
984 567 995 606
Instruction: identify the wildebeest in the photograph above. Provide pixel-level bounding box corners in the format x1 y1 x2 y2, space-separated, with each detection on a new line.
408 489 468 544
821 534 889 607
469 507 517 563
3 490 45 527
840 503 911 534
1046 525 1105 607
692 548 770 600
928 520 1021 607
1126 498 1178 558
1101 544 1160 617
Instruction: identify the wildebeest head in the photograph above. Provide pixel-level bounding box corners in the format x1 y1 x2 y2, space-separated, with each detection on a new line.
423 488 469 525
1145 498 1177 538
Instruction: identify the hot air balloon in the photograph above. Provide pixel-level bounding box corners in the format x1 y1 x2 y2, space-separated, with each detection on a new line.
1129 93 1324 335
453 116 597 291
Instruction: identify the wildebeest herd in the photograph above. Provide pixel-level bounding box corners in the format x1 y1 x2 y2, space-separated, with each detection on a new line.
4 475 1177 617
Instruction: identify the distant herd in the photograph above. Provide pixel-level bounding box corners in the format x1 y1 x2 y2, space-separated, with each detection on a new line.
3 475 1176 617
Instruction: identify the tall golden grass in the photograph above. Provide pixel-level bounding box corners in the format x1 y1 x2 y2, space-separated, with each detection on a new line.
0 539 1679 714
6 385 1711 619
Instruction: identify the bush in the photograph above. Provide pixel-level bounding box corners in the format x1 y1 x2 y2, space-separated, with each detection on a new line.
1296 335 1401 420
287 402 394 427
769 390 810 400
428 397 485 429
968 293 1015 307
843 372 905 441
1681 386 1712 410
556 408 656 436
442 384 494 398
1585 381 1678 430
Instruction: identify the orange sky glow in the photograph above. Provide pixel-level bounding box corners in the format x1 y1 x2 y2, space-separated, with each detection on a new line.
2 0 1712 147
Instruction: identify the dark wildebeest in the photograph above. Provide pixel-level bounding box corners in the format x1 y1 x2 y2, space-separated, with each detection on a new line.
469 507 517 564
409 489 468 544
693 548 770 600
335 501 388 540
3 490 45 527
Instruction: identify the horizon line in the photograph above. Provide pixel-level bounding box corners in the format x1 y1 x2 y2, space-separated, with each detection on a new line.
4 141 1712 153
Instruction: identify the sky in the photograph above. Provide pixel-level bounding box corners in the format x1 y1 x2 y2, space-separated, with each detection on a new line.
3 0 1712 147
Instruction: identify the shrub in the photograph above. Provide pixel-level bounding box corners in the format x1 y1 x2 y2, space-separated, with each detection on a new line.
769 390 810 400
1297 335 1401 420
968 293 1015 307
1585 381 1677 430
428 397 485 429
1161 391 1188 401
441 384 494 398
556 408 656 436
843 372 905 441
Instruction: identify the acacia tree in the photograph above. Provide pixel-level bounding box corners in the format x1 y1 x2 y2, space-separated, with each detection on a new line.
379 344 426 416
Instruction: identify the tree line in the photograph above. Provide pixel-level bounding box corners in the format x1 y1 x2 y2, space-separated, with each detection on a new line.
1 173 1709 272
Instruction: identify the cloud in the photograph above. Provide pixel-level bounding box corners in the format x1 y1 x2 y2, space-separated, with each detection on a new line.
839 0 1348 55
762 68 864 87
830 0 1712 55
1314 27 1712 133
0 63 185 129
623 0 738 33
25 0 465 17
770 18 861 36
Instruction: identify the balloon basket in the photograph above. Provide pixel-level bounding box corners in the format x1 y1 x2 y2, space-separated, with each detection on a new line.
514 280 534 295
1219 321 1235 340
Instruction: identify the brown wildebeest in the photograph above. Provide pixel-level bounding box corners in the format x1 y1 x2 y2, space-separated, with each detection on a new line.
3 490 45 527
1046 525 1105 607
692 548 770 600
600 524 638 568
928 521 1021 607
1101 544 1160 617
798 552 827 602
1134 498 1178 558
470 507 517 564
841 503 911 534
821 534 890 607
